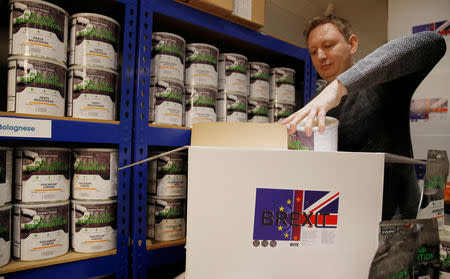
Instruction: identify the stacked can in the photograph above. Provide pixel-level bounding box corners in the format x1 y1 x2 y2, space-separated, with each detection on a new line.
247 62 270 123
147 151 187 242
7 0 68 117
150 32 186 126
184 43 219 127
0 147 13 267
269 67 296 122
217 53 248 122
13 147 70 261
67 13 120 120
71 148 118 253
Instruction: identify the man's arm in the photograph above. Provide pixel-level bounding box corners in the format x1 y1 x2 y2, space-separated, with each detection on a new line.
338 31 446 93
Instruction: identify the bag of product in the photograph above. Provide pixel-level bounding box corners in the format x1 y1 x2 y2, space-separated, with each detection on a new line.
369 219 440 279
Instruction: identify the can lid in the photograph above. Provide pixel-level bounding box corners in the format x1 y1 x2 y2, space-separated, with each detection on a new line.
150 195 187 200
186 43 219 53
14 200 70 208
70 13 121 27
248 62 270 68
270 100 296 106
71 199 117 205
10 0 69 17
0 147 13 151
152 32 186 44
218 90 248 98
8 55 68 69
271 67 296 74
69 65 119 75
185 85 218 94
219 53 248 61
72 148 118 153
150 77 184 87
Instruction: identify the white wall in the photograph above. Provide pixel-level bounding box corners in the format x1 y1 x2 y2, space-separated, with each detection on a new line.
388 0 450 162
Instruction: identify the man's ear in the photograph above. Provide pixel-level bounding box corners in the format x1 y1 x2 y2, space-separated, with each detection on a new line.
348 34 358 55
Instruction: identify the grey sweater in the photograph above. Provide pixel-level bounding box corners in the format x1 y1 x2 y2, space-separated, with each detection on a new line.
331 31 446 220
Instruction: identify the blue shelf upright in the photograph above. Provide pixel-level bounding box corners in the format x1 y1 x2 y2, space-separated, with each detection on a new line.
132 0 315 278
0 0 138 278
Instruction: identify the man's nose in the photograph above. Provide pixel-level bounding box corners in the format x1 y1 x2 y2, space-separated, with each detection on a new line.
317 48 327 59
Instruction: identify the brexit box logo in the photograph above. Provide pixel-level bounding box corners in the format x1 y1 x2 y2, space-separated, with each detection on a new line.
253 188 339 247
412 20 450 36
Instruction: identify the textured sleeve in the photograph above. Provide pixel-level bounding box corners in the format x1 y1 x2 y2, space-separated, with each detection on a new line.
337 31 446 93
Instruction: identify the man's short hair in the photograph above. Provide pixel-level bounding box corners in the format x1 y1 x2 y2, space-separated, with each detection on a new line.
304 14 353 41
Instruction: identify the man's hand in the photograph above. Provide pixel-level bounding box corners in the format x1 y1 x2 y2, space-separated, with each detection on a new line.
281 79 347 136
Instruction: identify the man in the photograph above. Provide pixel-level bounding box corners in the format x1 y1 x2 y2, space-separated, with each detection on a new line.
282 15 446 220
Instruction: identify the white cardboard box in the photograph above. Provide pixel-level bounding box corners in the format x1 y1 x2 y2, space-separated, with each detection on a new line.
186 146 387 278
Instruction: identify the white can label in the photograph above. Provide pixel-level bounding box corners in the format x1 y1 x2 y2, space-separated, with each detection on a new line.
154 197 185 241
151 33 185 82
249 63 270 99
270 68 296 103
185 44 218 88
150 80 184 125
417 199 444 228
149 152 187 196
72 150 118 200
69 16 120 70
218 54 248 94
0 208 11 267
216 93 247 122
15 149 70 203
0 150 13 206
67 68 118 120
8 59 66 116
13 204 69 261
9 2 68 63
71 202 117 253
185 87 217 127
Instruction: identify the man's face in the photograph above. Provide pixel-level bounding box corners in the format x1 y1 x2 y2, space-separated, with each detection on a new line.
307 22 356 83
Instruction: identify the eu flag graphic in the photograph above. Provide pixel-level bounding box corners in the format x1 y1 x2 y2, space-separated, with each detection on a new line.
412 20 450 36
253 188 339 242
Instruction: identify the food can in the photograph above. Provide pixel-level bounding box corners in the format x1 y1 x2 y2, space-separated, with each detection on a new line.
151 32 185 83
15 147 70 203
185 43 219 88
216 91 248 123
148 151 187 197
184 86 217 128
218 53 248 95
149 78 184 126
268 101 295 123
288 116 339 151
152 196 186 241
67 65 118 120
9 0 68 63
13 201 69 261
269 67 296 103
71 199 117 253
0 204 12 267
247 98 269 123
7 55 66 116
69 13 120 70
0 147 13 206
248 62 270 100
72 148 118 200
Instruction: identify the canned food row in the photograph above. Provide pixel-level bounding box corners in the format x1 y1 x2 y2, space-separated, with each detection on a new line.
149 82 296 126
0 147 118 205
151 32 296 102
9 0 120 70
147 196 186 242
0 199 117 267
7 55 119 120
147 151 187 197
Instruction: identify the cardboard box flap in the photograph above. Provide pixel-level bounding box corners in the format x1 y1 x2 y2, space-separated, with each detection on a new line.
191 122 288 149
384 153 426 165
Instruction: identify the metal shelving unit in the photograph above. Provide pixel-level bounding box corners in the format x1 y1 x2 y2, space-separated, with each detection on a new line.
132 0 316 278
0 0 137 278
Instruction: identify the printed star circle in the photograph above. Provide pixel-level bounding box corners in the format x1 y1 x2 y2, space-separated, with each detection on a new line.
278 226 283 231
287 199 292 205
279 206 284 211
284 233 289 238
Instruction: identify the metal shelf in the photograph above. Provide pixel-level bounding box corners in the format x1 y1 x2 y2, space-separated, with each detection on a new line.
0 0 137 278
131 0 316 278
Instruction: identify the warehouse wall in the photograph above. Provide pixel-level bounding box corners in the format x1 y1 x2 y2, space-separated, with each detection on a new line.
261 0 388 62
388 0 450 164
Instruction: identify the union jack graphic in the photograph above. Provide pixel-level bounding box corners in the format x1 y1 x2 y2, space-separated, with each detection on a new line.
412 20 450 36
253 188 339 242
